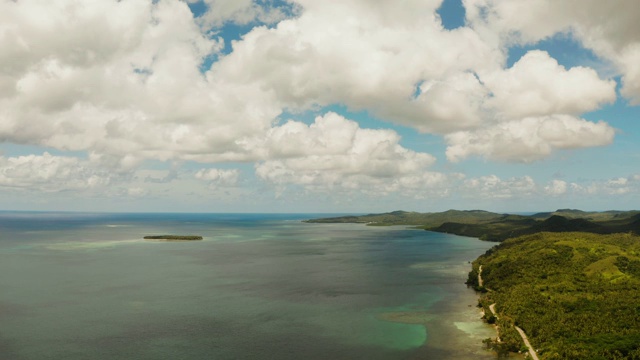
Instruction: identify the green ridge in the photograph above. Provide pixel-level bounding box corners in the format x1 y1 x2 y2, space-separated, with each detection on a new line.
470 232 640 359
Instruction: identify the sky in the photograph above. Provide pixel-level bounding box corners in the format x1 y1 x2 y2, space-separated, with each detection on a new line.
0 0 639 213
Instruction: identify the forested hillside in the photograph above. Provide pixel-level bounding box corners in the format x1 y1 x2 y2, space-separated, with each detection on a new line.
468 232 640 359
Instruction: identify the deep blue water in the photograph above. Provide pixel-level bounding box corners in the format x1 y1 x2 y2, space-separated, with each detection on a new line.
0 212 496 359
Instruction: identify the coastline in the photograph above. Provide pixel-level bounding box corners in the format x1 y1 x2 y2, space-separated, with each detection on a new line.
475 264 530 359
404 259 500 358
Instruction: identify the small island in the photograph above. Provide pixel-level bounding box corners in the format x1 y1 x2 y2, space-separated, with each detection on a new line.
143 235 203 241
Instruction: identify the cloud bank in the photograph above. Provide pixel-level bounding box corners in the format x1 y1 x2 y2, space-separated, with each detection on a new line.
0 0 635 209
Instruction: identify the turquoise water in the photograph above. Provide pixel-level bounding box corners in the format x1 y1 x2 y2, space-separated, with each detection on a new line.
0 213 496 359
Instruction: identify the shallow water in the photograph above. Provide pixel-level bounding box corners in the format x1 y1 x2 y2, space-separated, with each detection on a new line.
0 212 496 359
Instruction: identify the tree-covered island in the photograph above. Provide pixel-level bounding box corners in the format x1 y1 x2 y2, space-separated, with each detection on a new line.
143 235 203 241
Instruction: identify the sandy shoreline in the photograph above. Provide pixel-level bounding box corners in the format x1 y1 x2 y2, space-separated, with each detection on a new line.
375 261 501 359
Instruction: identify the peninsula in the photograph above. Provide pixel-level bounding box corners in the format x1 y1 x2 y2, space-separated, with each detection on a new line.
306 209 640 241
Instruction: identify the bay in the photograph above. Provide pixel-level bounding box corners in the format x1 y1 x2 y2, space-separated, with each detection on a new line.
0 212 496 359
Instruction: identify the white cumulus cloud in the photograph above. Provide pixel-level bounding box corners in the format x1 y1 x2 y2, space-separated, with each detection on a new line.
0 152 112 192
464 0 640 103
462 175 537 199
0 0 623 168
481 50 616 119
255 112 442 195
0 0 635 208
544 180 568 196
0 0 281 166
445 115 615 162
210 0 502 133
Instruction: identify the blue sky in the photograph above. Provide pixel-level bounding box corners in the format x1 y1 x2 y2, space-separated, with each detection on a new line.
0 0 638 213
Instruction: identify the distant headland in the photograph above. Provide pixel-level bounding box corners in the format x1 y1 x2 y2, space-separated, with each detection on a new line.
305 209 640 241
143 235 203 241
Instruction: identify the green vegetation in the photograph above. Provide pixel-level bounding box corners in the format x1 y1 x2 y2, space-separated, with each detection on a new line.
531 209 640 221
143 235 203 241
306 209 640 241
470 232 640 359
305 209 517 227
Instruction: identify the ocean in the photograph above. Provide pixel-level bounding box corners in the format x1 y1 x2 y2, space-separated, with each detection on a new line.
0 212 496 359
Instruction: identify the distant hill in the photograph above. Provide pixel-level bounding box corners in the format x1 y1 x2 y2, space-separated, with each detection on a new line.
306 209 640 241
531 209 640 221
529 215 607 233
432 215 537 241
